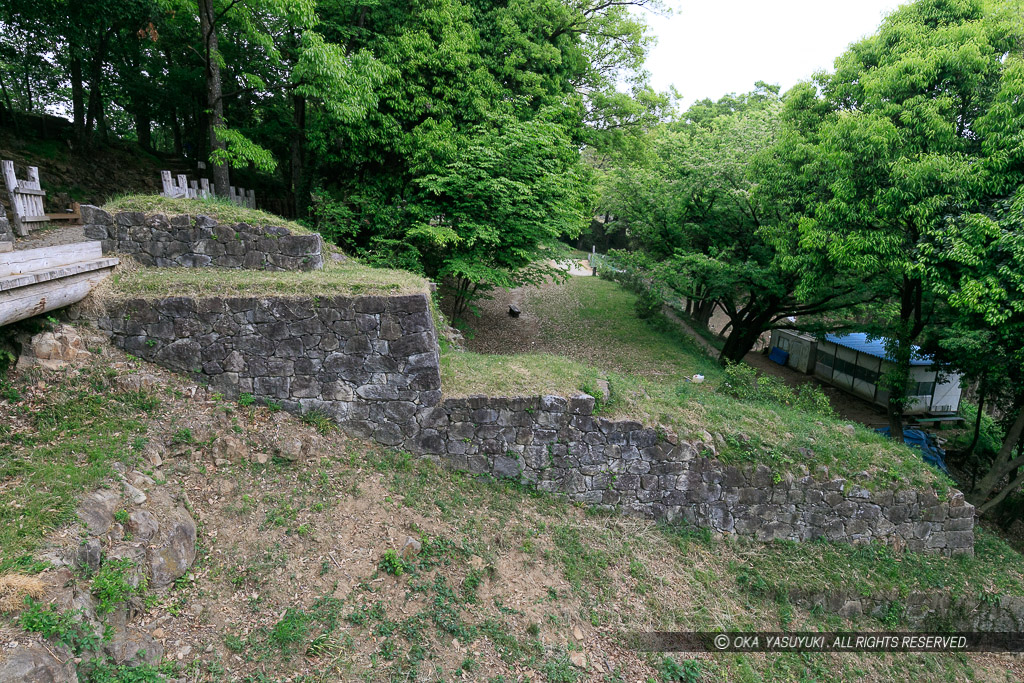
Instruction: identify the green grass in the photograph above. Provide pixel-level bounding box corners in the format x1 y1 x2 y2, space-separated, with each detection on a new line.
442 352 601 399
4 346 1023 682
444 277 947 492
0 365 155 571
96 257 429 301
104 194 315 236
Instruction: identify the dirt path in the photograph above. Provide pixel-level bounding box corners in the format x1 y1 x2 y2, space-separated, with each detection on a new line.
12 224 86 250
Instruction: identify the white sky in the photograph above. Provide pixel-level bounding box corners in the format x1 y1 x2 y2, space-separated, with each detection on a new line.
642 1 908 106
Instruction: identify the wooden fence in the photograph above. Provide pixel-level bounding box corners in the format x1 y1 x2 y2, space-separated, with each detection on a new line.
160 171 255 208
2 160 49 236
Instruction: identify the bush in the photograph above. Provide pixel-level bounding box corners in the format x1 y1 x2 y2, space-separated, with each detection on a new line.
635 288 662 320
721 363 832 417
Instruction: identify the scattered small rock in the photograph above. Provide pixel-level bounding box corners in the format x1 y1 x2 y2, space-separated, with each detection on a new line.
400 536 422 561
569 651 587 669
124 483 147 505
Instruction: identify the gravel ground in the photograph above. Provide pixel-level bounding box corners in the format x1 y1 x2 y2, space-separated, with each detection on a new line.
12 224 85 250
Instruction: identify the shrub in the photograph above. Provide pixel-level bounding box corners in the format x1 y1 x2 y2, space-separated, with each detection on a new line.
721 363 832 417
634 288 662 320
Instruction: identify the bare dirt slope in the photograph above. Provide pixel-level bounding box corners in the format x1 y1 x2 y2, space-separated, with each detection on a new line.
2 325 1021 682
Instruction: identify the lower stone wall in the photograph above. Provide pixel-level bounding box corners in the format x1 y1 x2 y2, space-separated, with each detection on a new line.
81 206 323 271
0 216 12 248
385 394 974 556
95 293 974 555
789 588 1024 631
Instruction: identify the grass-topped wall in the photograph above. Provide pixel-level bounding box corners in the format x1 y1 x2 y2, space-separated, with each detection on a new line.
90 279 975 555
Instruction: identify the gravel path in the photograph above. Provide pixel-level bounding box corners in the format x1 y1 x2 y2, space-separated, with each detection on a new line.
13 224 86 250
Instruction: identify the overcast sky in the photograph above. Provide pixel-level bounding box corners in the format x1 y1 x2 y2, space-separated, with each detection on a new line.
642 0 908 106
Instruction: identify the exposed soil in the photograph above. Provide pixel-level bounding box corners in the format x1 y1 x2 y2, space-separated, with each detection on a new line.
11 224 86 250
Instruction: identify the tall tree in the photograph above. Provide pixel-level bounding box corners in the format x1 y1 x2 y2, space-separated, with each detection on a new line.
799 0 1024 440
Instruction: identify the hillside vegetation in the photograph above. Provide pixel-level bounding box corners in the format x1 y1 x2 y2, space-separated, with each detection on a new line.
1 335 1023 682
443 277 948 494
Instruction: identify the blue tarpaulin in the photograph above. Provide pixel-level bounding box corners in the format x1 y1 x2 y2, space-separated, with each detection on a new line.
768 347 790 366
875 426 949 474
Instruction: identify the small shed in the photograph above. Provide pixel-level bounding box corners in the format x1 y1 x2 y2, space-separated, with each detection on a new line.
767 330 963 416
767 329 817 374
813 333 961 415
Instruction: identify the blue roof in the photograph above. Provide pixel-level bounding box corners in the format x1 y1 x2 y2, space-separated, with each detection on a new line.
824 333 934 366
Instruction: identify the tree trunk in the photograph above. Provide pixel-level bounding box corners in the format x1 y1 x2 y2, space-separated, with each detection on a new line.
84 34 110 140
199 0 230 196
170 106 184 157
966 375 987 460
70 54 85 141
0 69 13 128
969 405 1024 513
135 106 152 151
886 276 926 443
291 94 307 216
719 309 773 364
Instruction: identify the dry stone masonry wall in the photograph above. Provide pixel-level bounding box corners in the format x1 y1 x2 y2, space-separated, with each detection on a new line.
397 394 974 556
81 205 323 271
0 216 12 247
95 291 975 556
97 293 442 433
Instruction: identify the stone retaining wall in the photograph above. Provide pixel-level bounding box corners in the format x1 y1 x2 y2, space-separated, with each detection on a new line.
95 293 974 556
97 294 442 430
789 588 1024 631
390 394 974 556
0 216 12 248
81 206 323 271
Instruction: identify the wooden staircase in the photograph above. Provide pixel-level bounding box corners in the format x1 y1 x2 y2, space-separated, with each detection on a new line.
0 242 118 327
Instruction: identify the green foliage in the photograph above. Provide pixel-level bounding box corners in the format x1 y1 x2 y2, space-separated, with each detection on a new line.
91 558 147 614
378 549 410 576
657 656 702 683
721 363 833 417
19 599 103 655
271 608 310 651
634 288 662 320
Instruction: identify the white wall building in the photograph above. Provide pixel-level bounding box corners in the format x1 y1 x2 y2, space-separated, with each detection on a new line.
767 331 962 415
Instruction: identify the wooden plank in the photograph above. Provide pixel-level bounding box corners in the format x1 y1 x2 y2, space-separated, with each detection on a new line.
0 242 104 278
16 187 45 197
161 170 175 196
0 267 114 327
2 160 27 237
0 258 119 292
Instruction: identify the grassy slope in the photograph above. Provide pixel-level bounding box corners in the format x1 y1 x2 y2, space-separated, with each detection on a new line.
1 345 1023 682
100 259 429 300
104 194 315 236
444 277 948 493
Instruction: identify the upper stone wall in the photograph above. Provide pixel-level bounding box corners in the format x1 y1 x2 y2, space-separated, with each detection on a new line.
97 294 442 429
81 206 323 271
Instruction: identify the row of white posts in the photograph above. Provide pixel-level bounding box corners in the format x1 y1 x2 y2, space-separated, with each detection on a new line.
160 171 256 209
